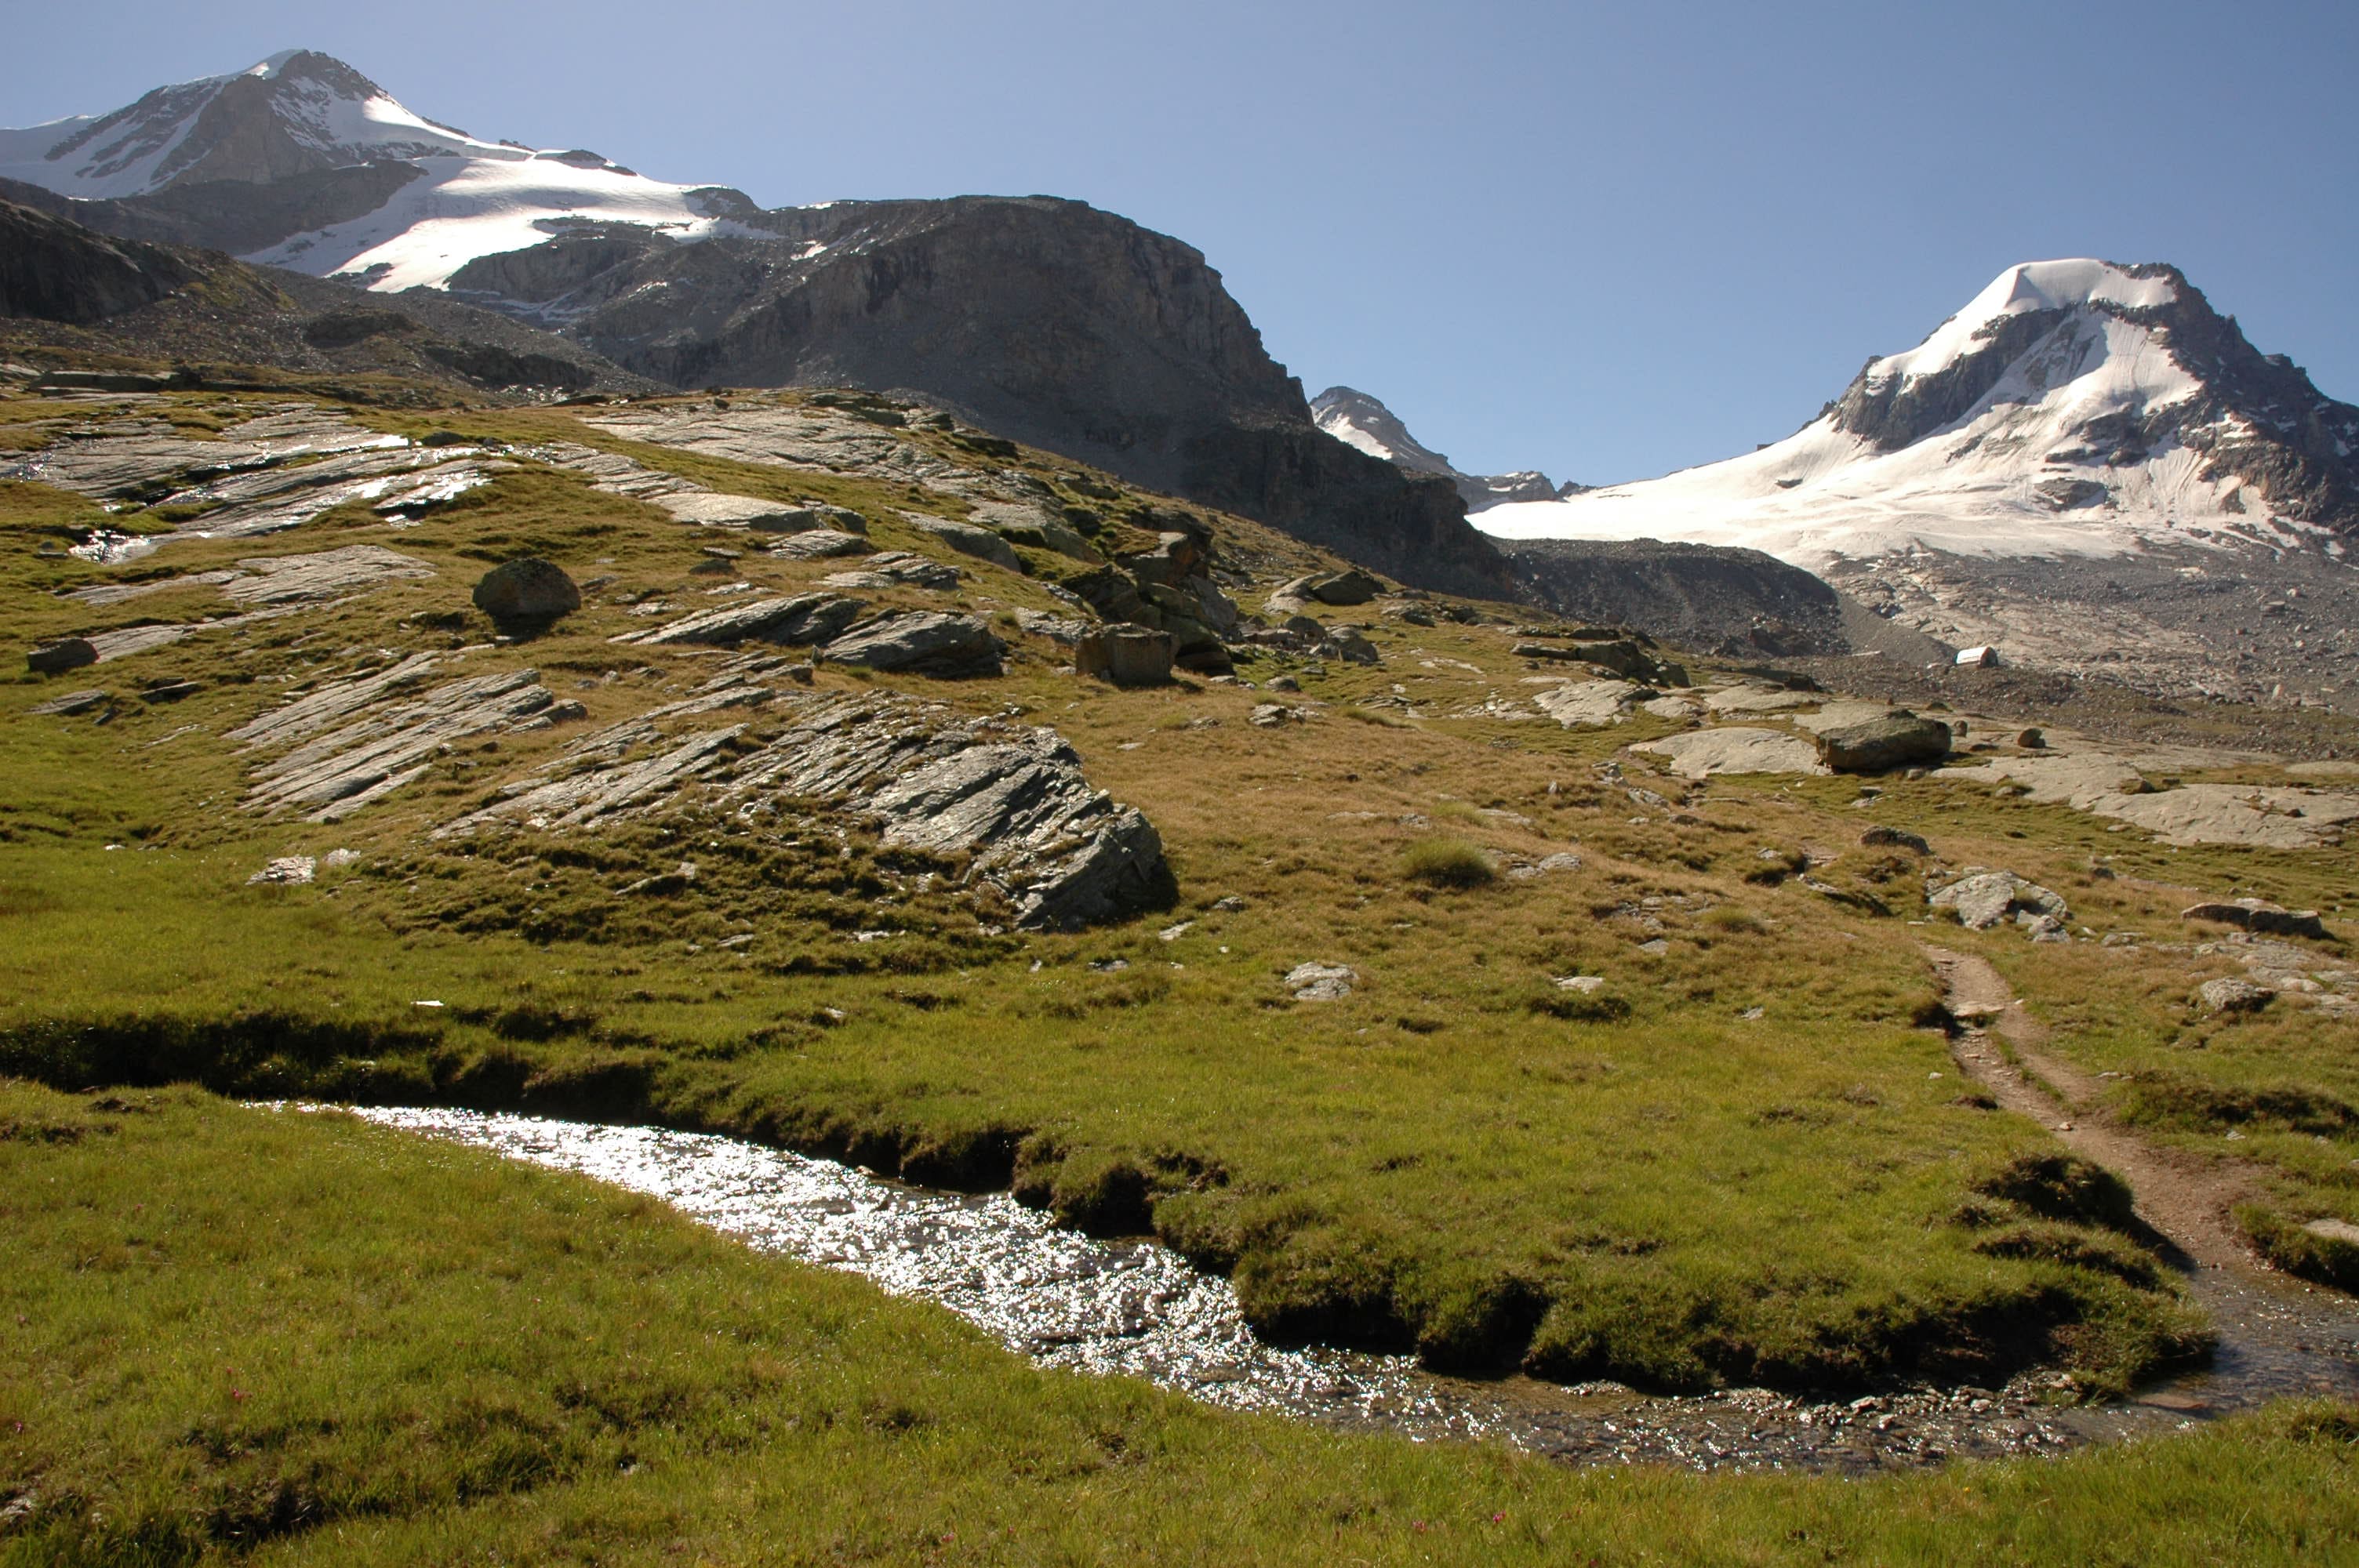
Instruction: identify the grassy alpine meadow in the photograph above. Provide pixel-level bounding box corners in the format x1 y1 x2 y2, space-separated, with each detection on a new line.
1 1080 2354 1567
3 379 2357 1556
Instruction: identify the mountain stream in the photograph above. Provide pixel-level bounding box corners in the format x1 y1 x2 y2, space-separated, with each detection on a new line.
273 1104 2359 1475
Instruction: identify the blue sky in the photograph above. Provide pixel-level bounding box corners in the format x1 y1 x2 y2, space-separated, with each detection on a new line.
7 2 2354 484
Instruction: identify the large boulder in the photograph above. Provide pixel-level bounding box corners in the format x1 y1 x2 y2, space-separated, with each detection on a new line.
471 558 580 624
2182 899 2332 941
26 637 99 675
1928 869 2069 932
821 611 1005 677
1812 712 1951 773
1075 623 1174 687
906 514 1023 571
1299 568 1382 606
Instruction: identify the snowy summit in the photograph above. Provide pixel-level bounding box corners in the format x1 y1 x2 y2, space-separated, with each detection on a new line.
0 49 758 292
1478 259 2359 568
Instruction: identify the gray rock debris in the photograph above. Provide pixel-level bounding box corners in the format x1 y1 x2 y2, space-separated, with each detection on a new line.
1927 869 2070 934
613 593 865 648
238 660 563 821
820 611 1005 677
247 855 316 885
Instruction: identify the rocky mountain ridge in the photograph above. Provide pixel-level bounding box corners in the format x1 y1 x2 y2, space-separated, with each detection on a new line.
0 54 1517 602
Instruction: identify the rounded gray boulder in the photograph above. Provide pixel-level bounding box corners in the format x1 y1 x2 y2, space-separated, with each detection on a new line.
472 558 581 624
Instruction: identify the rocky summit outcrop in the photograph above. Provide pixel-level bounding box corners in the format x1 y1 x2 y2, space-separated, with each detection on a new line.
1310 386 1571 514
1500 538 1852 658
449 196 1522 600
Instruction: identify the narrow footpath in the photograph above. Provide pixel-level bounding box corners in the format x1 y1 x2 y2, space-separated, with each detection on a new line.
1922 945 2359 1420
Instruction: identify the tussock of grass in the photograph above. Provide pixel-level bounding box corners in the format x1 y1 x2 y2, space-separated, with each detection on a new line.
1399 837 1496 888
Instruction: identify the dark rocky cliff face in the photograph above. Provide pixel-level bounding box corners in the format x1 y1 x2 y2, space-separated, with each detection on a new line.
444 196 1521 599
0 166 424 260
0 198 199 323
1500 537 1849 656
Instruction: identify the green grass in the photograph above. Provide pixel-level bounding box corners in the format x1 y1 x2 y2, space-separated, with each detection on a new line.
1400 837 1498 887
2 1080 2354 1567
0 379 2343 1404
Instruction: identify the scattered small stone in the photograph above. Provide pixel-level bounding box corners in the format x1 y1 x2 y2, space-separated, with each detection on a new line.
138 681 201 703
2197 977 2274 1014
323 848 362 868
1860 826 1932 855
1637 938 1670 956
1554 975 1606 993
1739 1007 1765 1020
1089 958 1131 973
247 855 316 885
1158 920 1194 942
28 688 107 716
1210 895 1247 913
1286 960 1357 1000
1267 673 1301 692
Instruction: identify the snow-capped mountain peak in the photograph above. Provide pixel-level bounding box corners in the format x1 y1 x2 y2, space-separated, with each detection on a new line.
1479 257 2357 564
0 50 756 291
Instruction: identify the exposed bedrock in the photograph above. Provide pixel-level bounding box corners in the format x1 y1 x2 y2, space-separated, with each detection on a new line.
447 691 1167 930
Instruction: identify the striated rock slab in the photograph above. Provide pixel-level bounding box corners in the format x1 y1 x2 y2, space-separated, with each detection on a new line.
1534 679 1648 728
820 550 962 592
766 528 871 561
449 691 1165 929
242 665 560 820
905 514 1023 570
220 545 435 607
439 726 750 837
1635 727 1826 779
820 611 1004 677
612 593 865 648
729 696 1164 928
